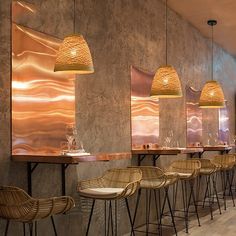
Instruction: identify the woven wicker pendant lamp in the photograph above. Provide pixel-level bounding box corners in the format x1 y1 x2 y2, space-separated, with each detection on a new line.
54 0 94 74
199 20 225 108
151 0 182 98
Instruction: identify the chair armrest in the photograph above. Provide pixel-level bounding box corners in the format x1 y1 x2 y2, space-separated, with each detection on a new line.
120 180 140 198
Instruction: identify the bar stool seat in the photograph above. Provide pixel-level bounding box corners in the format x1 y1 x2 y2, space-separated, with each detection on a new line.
165 171 191 179
200 168 215 175
79 187 125 199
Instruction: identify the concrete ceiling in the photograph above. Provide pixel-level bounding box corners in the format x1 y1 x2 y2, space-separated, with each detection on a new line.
168 0 236 56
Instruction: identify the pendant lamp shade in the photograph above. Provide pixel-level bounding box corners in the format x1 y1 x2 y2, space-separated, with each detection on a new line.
199 20 225 108
150 0 182 98
151 65 182 98
54 34 94 74
199 80 225 108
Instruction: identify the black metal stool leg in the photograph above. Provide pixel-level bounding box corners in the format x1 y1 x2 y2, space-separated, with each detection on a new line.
154 190 161 236
131 189 141 236
105 201 107 236
86 199 95 236
125 198 135 236
202 175 210 208
4 220 10 236
146 189 151 235
35 221 37 236
190 180 201 226
115 200 118 236
107 201 111 236
221 171 227 210
207 176 213 220
181 181 188 233
159 189 167 236
227 170 235 207
212 174 222 215
51 216 57 236
23 223 26 236
109 201 114 236
165 187 178 236
172 181 178 216
28 223 33 236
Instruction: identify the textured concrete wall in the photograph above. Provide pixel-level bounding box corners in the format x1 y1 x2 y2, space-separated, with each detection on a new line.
0 0 236 235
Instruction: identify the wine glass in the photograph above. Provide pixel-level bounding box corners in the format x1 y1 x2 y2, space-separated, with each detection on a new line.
79 141 85 153
165 136 171 149
214 132 219 146
168 130 174 147
207 133 212 146
66 125 74 152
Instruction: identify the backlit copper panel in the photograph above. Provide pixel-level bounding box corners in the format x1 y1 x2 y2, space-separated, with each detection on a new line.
12 23 75 155
219 102 229 144
131 66 159 146
186 86 203 147
12 1 36 23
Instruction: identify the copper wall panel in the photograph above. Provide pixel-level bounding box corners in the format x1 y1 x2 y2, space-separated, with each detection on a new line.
12 1 36 23
12 23 75 155
131 66 159 146
186 86 203 147
219 102 230 144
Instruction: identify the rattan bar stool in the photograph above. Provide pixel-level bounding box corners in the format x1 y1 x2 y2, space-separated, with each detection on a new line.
166 159 201 233
77 168 142 236
211 154 236 210
129 166 178 235
193 158 221 219
0 186 75 236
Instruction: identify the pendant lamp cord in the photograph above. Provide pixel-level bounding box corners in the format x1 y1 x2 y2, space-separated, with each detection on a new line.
165 0 168 65
73 0 76 33
211 24 214 81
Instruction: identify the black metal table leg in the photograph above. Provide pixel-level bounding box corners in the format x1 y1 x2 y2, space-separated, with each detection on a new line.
138 154 146 166
27 162 39 196
199 151 204 158
152 155 160 166
61 164 69 196
27 162 32 195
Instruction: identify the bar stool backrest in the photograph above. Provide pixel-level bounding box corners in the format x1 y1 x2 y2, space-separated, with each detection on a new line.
0 186 33 220
168 160 201 178
212 154 236 169
129 166 166 189
0 186 30 205
102 168 142 188
192 158 216 170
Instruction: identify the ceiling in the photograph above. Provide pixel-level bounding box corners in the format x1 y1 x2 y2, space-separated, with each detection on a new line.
168 0 236 57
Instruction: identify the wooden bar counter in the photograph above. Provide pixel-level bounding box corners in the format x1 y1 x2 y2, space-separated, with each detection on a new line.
12 152 131 196
132 148 204 166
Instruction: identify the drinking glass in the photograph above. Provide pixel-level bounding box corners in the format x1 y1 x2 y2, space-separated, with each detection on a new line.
66 124 74 152
214 132 219 146
207 133 212 146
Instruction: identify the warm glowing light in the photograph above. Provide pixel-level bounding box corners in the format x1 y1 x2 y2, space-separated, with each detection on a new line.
12 81 29 89
199 80 225 108
54 34 94 74
151 65 182 98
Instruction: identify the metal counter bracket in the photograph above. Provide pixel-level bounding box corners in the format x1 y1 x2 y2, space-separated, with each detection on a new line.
27 162 72 196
